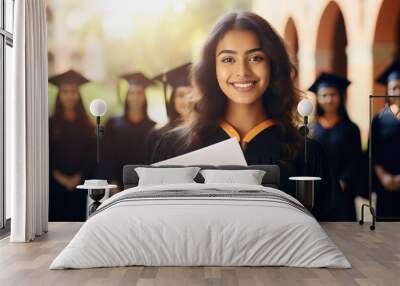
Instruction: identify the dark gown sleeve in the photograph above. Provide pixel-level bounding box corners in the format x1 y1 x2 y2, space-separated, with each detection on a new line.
150 131 180 164
339 124 362 184
146 127 163 164
138 119 157 166
302 139 340 221
100 118 119 182
370 115 383 195
48 118 61 221
370 115 382 167
81 128 97 180
150 128 193 164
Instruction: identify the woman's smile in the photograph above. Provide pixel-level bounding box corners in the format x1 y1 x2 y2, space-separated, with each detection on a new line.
229 80 259 92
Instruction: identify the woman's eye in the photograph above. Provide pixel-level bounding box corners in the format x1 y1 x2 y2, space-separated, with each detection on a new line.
249 55 264 62
221 57 234 63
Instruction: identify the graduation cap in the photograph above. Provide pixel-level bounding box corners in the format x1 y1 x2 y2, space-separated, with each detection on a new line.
153 62 192 89
48 69 89 87
117 72 154 103
152 62 192 111
376 59 400 85
308 72 351 94
120 72 154 87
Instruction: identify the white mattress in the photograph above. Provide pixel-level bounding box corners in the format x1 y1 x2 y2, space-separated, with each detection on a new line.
50 183 351 269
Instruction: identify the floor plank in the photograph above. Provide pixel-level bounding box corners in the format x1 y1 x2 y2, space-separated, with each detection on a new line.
0 222 399 286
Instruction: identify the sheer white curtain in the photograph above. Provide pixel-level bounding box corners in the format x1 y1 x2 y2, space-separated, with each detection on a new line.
7 0 48 242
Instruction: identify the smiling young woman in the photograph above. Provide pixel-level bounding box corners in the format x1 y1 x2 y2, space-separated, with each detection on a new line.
153 11 339 220
154 11 301 158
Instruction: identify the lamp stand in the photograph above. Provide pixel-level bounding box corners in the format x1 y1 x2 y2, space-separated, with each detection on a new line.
358 95 386 231
296 180 315 209
304 115 308 175
88 189 106 215
95 116 105 164
291 116 320 211
299 116 309 175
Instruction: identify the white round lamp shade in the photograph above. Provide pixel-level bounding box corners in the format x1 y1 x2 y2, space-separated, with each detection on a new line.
90 99 107 117
297 99 314 117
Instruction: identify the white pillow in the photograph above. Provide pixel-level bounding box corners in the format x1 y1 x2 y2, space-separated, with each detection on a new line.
200 169 266 185
135 167 201 186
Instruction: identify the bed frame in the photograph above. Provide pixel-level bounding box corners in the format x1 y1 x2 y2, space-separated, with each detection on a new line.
123 164 280 189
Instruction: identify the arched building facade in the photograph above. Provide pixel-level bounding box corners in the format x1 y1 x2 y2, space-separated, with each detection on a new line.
253 0 400 144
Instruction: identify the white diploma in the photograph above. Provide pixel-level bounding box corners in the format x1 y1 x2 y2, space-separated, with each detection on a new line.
153 138 247 166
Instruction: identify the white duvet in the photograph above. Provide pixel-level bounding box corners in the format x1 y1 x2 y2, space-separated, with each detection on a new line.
50 183 351 269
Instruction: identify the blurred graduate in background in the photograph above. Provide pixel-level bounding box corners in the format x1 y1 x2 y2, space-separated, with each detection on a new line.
149 63 194 162
309 73 362 221
102 72 156 190
49 70 96 221
156 62 193 129
371 59 400 218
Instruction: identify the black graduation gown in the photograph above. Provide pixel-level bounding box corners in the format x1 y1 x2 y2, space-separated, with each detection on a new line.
152 123 338 221
147 122 175 164
310 119 362 221
101 116 156 187
371 109 400 218
49 117 96 222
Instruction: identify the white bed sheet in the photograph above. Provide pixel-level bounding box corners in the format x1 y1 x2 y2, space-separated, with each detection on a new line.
50 183 351 269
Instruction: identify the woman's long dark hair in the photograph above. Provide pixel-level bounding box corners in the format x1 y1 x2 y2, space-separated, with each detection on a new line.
166 87 183 128
183 11 302 161
52 91 93 130
315 88 350 121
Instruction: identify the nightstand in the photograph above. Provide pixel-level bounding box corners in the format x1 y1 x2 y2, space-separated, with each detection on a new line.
77 180 117 215
289 176 321 210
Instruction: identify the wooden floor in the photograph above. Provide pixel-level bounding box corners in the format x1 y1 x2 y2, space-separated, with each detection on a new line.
0 222 399 286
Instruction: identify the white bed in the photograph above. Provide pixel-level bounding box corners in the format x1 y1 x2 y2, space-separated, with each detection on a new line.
50 182 351 269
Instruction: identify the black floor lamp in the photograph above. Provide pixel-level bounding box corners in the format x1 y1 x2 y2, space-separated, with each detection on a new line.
289 99 321 210
297 98 314 172
86 99 108 214
359 95 377 230
89 99 107 164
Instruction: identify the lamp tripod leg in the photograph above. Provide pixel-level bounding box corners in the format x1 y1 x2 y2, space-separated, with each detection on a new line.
359 203 376 231
359 203 366 225
96 116 101 164
370 206 376 231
